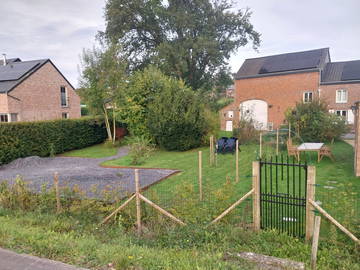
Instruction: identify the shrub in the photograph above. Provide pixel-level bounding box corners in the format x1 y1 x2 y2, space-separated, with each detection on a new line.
233 117 260 144
0 117 107 164
127 136 155 165
285 100 349 142
147 79 207 151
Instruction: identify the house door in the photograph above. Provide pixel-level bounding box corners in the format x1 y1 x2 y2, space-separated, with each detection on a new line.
225 120 233 131
240 100 268 130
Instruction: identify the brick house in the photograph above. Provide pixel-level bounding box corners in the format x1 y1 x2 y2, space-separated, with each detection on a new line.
0 56 81 122
220 48 360 131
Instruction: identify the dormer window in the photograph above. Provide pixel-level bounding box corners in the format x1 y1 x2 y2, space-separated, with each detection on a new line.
61 86 68 107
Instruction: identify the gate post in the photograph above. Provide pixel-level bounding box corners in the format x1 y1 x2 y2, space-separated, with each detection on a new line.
252 161 261 231
306 166 316 241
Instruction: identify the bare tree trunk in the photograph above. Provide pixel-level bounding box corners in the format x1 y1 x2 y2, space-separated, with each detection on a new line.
103 104 113 142
112 106 116 144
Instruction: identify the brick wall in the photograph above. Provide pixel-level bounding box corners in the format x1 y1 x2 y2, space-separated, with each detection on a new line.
220 71 320 130
7 61 81 121
320 83 360 111
0 93 8 113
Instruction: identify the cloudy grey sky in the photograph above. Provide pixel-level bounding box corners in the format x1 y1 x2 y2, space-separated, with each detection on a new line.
1 0 359 87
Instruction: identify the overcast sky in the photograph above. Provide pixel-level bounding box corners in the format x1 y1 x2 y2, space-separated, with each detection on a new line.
1 0 359 87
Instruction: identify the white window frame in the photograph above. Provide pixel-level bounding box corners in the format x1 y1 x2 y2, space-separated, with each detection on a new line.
336 89 347 103
303 91 313 103
335 110 347 119
227 111 234 118
61 86 68 107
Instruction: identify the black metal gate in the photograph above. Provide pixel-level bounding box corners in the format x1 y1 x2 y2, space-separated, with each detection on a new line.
259 156 307 238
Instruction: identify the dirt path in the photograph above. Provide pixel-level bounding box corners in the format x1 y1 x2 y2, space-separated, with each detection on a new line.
0 147 177 199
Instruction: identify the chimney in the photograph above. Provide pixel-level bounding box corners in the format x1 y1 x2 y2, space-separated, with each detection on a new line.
2 54 6 66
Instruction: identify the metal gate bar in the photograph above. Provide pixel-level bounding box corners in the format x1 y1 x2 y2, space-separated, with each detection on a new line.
260 156 307 238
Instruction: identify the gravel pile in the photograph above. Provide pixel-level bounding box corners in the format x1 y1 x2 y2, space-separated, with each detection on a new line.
0 147 177 199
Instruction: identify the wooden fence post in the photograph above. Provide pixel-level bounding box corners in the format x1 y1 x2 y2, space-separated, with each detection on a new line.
311 216 321 270
252 161 260 231
54 172 61 213
198 151 203 201
259 132 262 158
209 136 212 165
235 140 239 182
135 169 142 235
306 166 316 241
288 123 291 139
276 128 279 155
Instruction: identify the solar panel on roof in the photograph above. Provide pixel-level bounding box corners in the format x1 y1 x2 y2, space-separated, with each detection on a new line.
341 61 360 81
259 50 322 74
0 62 40 81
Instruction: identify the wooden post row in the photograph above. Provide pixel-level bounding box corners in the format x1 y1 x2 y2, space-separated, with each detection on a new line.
306 166 316 241
198 151 203 201
135 169 142 234
252 161 260 231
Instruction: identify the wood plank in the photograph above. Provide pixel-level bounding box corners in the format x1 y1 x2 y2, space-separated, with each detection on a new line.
309 199 360 245
53 172 61 213
236 139 239 182
139 194 186 225
198 151 203 201
100 194 136 225
252 161 260 231
311 216 321 270
135 169 142 234
210 189 254 224
306 166 316 241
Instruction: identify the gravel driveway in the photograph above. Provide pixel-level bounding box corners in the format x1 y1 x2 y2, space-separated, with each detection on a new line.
0 147 177 199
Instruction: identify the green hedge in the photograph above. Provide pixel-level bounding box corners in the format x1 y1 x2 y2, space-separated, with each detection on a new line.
0 117 107 165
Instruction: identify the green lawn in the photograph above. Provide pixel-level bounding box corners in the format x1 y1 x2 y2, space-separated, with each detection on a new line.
0 140 358 269
61 143 118 158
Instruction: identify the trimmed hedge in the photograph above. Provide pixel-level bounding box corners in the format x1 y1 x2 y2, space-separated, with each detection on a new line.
0 117 107 165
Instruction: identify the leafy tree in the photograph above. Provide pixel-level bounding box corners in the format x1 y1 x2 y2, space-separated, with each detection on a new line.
79 44 128 143
285 100 349 142
118 66 168 138
102 0 260 91
147 78 207 151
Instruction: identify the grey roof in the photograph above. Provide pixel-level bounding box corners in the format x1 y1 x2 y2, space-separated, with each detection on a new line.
321 60 360 84
0 59 48 93
235 48 330 79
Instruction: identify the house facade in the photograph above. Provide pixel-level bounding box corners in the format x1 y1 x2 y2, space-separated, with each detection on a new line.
0 56 81 122
220 48 360 131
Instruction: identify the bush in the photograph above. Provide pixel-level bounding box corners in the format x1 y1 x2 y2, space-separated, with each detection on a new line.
285 100 349 142
127 136 155 165
0 117 107 164
233 117 260 144
147 78 207 151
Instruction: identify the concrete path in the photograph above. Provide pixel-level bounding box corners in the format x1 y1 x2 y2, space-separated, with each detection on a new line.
0 147 177 199
0 247 88 270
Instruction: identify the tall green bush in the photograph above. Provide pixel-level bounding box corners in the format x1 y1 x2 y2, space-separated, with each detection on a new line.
0 117 107 164
147 79 207 151
285 100 349 142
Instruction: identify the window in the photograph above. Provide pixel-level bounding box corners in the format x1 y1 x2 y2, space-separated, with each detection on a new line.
0 114 9 122
336 89 347 103
62 112 69 119
335 110 347 118
10 113 18 122
61 86 68 107
267 122 274 131
227 111 234 118
303 92 313 103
